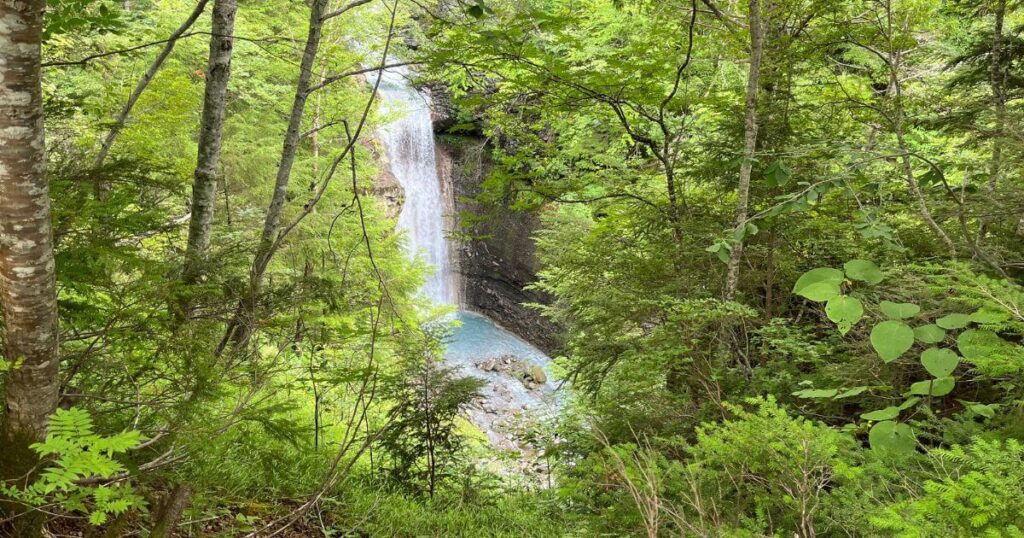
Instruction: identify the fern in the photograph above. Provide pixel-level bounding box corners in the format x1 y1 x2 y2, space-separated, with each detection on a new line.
871 439 1024 536
0 407 146 525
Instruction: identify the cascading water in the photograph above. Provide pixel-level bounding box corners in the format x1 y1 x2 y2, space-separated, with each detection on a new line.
377 67 456 306
378 68 559 455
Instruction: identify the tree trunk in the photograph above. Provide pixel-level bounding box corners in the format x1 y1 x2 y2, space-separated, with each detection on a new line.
724 0 764 301
150 484 192 538
178 0 237 317
92 0 210 177
889 61 957 255
980 0 1006 238
0 0 59 533
219 0 327 353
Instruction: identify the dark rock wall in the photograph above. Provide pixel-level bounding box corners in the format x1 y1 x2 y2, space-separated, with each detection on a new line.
434 135 561 354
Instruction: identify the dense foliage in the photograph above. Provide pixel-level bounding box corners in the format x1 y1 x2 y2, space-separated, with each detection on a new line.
1 0 1023 535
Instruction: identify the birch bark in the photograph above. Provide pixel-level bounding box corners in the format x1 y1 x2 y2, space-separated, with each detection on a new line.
179 0 237 315
1 0 60 443
724 0 764 300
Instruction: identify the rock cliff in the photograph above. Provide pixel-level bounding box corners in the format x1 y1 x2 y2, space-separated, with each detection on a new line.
434 135 561 354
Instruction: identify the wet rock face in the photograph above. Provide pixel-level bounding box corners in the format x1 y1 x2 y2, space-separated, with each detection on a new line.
368 138 404 219
426 83 459 134
434 136 561 354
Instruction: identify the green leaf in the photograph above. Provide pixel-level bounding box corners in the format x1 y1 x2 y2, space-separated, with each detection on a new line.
861 406 900 421
870 320 915 363
835 386 868 399
869 421 916 458
936 313 971 330
920 348 959 378
880 301 920 320
792 388 839 399
825 296 863 334
958 329 1005 361
843 259 883 284
898 397 921 410
968 403 996 418
910 377 955 397
764 160 792 187
913 324 946 344
792 268 844 302
706 241 731 264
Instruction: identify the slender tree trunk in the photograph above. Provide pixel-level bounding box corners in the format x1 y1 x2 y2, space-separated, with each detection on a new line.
219 0 327 353
1 0 59 534
980 0 1006 238
92 0 210 179
889 59 957 255
724 0 764 301
178 0 237 317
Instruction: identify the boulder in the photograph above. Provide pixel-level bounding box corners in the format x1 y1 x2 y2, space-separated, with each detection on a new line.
527 365 547 385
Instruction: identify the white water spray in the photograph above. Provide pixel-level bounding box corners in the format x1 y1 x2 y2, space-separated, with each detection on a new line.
377 67 456 306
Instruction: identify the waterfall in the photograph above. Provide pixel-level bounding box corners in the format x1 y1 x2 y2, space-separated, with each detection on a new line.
378 67 560 458
377 67 456 306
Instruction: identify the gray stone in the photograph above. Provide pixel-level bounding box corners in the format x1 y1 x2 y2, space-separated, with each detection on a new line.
434 135 562 354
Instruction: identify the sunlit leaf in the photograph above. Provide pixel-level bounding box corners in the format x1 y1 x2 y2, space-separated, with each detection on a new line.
861 406 900 421
880 301 920 320
793 268 844 302
843 259 883 284
920 348 959 378
869 420 916 458
913 324 946 344
936 313 971 330
870 320 914 362
910 377 955 397
825 296 863 334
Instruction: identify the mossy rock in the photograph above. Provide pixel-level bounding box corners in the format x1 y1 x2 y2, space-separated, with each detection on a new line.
527 365 547 384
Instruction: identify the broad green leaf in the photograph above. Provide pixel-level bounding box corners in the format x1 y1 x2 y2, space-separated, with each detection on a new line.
936 313 971 330
913 324 946 344
835 386 868 399
970 403 995 418
861 406 900 421
920 348 959 378
843 259 883 284
870 320 915 363
825 296 863 334
910 377 955 397
898 397 921 410
869 420 916 458
792 268 844 302
764 160 792 187
880 301 920 320
705 241 731 263
792 388 839 399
